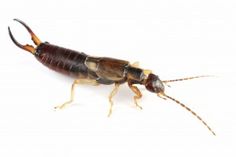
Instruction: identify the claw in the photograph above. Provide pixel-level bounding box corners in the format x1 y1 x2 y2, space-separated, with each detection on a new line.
8 19 41 54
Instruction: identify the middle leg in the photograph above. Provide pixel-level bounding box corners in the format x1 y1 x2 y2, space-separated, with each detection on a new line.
107 83 120 117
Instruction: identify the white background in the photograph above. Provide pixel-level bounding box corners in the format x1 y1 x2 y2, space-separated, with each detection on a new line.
0 0 235 156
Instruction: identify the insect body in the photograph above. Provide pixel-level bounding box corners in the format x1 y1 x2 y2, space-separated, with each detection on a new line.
8 19 215 135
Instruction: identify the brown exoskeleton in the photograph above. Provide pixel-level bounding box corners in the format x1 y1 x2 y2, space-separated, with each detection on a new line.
8 19 215 135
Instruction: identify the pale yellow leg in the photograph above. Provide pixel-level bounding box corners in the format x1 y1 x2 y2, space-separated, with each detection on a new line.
54 79 99 110
143 69 152 75
131 61 140 68
131 62 152 76
128 83 143 110
108 83 120 117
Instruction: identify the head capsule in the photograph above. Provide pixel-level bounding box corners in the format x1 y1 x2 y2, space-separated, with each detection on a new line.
145 73 165 94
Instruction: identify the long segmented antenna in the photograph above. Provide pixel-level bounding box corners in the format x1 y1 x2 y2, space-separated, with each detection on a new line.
161 93 216 136
163 75 213 83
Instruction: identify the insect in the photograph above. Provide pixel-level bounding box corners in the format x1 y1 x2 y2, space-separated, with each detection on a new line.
8 19 215 135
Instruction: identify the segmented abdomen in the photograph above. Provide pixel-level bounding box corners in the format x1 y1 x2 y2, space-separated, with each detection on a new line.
35 43 91 79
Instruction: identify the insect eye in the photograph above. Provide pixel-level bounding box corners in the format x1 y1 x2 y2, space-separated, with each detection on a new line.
155 79 165 93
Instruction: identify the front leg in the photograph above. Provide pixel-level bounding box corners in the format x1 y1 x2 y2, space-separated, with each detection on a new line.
128 81 143 110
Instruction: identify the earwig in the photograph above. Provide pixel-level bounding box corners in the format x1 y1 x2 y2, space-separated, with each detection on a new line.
8 19 216 135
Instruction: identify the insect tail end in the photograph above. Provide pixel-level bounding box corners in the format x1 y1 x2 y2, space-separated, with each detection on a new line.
8 19 42 54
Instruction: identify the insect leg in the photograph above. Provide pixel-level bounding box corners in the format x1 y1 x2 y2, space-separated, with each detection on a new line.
131 61 140 68
131 61 152 76
55 79 99 110
108 83 120 117
128 82 143 110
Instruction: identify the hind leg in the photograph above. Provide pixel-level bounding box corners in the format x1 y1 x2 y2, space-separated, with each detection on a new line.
55 79 98 110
